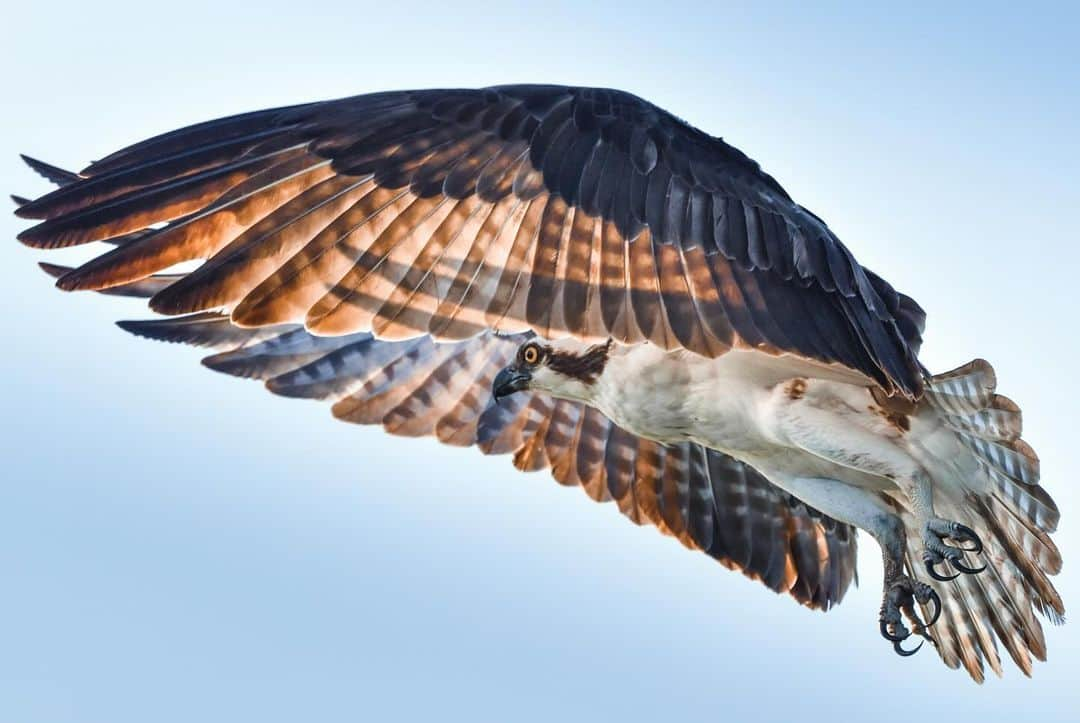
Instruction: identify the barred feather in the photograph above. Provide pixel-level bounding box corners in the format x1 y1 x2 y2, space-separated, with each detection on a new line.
908 360 1063 680
17 85 925 396
96 307 858 609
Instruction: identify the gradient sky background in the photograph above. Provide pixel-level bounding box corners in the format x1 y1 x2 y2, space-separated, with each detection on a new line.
2 2 1078 721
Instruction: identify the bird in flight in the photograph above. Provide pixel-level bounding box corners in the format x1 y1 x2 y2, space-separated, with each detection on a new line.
13 85 1062 681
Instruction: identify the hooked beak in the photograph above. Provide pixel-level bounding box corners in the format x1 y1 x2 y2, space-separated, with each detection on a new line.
493 365 531 400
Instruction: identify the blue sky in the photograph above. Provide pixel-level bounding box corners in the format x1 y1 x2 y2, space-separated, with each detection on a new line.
2 2 1078 720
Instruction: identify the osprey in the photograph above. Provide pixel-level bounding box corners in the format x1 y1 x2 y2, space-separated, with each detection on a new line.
13 85 1062 680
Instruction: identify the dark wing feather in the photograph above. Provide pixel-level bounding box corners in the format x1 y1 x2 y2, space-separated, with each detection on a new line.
16 85 924 397
20 154 82 186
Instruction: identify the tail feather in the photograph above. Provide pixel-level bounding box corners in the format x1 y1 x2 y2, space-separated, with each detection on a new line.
924 358 996 415
907 358 1063 680
980 459 1060 533
940 399 1022 442
983 471 1061 570
977 496 1065 622
928 360 1055 539
951 562 1006 677
950 495 1046 671
900 494 1045 680
955 432 1040 487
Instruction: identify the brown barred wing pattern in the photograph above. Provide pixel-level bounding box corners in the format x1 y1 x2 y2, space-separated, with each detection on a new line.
108 299 856 610
17 85 924 397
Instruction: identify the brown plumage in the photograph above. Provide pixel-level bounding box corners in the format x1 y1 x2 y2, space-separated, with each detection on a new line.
546 339 612 383
33 251 860 608
16 85 927 397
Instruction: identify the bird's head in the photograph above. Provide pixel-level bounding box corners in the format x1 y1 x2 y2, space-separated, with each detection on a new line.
493 338 612 404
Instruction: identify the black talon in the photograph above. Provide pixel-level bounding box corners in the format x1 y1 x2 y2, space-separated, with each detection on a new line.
950 523 984 553
925 558 959 582
893 638 924 656
950 558 986 575
879 619 908 643
923 589 942 627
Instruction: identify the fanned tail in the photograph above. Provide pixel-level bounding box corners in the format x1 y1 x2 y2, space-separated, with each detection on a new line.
903 359 1063 681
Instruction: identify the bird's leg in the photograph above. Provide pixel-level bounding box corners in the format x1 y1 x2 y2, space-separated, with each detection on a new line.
779 475 939 658
874 512 940 656
896 469 986 582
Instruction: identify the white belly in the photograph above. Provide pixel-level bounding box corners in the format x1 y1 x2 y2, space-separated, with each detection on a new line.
588 344 902 495
578 343 907 505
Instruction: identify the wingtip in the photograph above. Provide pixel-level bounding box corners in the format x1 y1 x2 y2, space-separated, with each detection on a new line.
15 226 40 245
115 319 166 342
37 261 74 280
147 285 207 317
15 222 68 247
54 269 88 292
20 154 81 186
202 351 265 380
10 194 30 208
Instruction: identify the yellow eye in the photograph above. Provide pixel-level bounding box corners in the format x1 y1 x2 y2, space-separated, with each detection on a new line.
522 345 540 365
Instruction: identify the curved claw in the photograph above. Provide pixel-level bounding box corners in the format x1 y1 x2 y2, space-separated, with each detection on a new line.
950 523 984 553
925 558 959 582
893 638 924 657
879 619 908 643
923 589 942 627
950 558 986 575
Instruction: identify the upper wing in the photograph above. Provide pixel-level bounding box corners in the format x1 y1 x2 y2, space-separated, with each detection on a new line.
16 85 925 397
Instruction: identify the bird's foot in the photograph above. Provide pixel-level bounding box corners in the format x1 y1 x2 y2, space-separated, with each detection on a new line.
921 518 985 581
879 575 940 656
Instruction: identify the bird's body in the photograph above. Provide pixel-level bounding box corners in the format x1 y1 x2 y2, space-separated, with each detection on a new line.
569 341 877 454
529 339 1004 537
13 84 1062 681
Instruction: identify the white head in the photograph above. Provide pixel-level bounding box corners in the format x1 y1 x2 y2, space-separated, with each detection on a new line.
492 338 612 404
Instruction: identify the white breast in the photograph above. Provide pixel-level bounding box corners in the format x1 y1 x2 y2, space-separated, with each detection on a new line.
590 345 787 454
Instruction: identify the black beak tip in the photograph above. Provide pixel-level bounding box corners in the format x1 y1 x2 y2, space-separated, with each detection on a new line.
493 367 529 400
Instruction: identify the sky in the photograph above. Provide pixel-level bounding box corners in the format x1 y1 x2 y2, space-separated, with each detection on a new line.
1 2 1078 721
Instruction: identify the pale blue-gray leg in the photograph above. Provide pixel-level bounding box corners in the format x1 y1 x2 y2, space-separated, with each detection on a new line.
785 476 940 656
